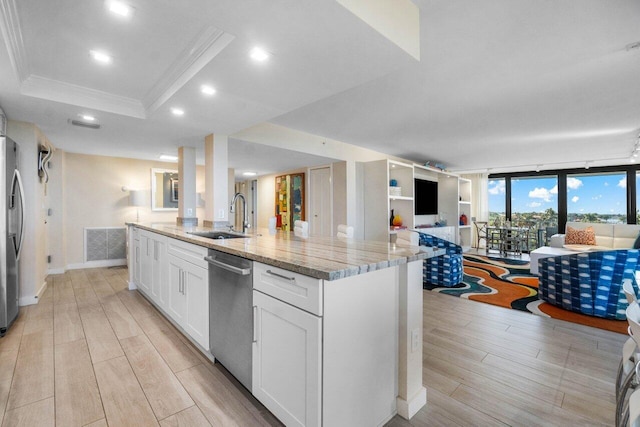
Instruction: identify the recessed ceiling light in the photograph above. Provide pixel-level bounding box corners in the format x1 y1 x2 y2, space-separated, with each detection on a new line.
79 114 95 121
201 85 216 96
107 0 132 17
90 50 112 64
68 119 101 129
159 154 178 161
249 47 270 61
243 172 257 176
170 108 184 116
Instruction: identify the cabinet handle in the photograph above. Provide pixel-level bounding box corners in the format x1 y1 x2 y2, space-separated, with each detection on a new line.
179 269 183 294
154 241 158 261
182 271 187 296
265 270 295 282
252 305 258 343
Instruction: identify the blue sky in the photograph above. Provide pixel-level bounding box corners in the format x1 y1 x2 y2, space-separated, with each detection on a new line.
488 173 630 215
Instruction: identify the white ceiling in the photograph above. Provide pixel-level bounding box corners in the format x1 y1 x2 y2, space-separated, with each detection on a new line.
0 0 639 176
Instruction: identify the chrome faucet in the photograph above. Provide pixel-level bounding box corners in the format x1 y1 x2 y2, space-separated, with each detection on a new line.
230 192 250 234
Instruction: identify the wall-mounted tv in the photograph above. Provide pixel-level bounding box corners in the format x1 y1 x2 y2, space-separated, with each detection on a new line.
415 178 438 215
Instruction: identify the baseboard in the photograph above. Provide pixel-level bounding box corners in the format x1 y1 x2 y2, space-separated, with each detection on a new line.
19 296 37 306
396 387 427 420
47 267 66 275
67 259 127 270
20 280 48 306
128 281 138 290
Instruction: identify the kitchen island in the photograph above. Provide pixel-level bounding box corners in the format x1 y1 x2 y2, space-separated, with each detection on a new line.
127 223 443 426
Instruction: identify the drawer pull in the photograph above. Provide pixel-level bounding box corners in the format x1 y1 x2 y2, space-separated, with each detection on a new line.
252 305 258 343
265 270 295 282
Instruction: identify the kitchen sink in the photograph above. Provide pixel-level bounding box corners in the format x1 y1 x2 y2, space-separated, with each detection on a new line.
189 231 249 240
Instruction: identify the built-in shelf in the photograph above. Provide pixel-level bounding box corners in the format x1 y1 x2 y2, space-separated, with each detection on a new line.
364 159 415 242
364 161 474 248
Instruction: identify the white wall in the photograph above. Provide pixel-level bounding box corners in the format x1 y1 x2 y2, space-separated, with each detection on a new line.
59 152 206 268
47 150 65 273
332 161 347 235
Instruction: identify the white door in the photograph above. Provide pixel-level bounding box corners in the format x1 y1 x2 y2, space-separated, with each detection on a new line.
252 290 322 427
309 167 332 236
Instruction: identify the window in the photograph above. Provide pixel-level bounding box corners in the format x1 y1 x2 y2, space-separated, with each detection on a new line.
566 172 626 223
488 178 506 225
510 176 558 226
489 166 637 238
510 176 558 249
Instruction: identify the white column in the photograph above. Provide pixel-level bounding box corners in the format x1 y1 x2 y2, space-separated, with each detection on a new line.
177 146 197 226
396 259 427 419
345 160 358 235
204 134 229 227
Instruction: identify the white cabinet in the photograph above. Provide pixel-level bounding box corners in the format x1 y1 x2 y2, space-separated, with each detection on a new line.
131 228 209 350
139 230 167 308
252 290 322 427
167 255 187 324
252 262 323 427
139 232 153 294
150 237 167 306
183 262 209 347
166 238 209 350
252 262 398 427
129 226 141 287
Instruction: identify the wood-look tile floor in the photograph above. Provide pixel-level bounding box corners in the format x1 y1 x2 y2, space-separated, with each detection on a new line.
0 267 281 427
390 291 625 427
0 267 625 426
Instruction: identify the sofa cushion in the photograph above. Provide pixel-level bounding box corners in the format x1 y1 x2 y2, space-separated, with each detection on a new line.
613 224 640 249
566 222 614 247
565 225 596 245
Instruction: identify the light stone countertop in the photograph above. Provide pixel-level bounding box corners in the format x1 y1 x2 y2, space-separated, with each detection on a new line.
128 222 445 281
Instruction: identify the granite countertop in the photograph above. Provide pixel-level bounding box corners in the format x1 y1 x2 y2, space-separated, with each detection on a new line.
128 222 445 281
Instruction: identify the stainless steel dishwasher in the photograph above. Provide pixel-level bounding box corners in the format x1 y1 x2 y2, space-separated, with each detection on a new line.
205 249 253 391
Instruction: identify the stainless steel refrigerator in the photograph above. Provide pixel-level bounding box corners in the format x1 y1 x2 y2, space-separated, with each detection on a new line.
0 135 24 336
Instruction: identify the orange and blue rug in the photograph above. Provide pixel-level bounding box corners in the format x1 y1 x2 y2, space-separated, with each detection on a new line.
423 253 628 334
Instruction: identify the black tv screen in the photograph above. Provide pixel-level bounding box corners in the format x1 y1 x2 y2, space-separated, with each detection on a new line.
415 179 438 215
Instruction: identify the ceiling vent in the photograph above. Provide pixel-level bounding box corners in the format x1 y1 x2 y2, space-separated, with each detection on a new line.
68 119 101 129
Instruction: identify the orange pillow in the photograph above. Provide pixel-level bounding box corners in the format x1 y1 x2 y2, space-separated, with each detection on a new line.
564 226 596 245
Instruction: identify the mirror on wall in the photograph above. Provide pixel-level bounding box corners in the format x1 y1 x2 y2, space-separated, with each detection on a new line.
151 168 179 211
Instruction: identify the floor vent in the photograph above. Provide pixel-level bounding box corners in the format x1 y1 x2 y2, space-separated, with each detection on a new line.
84 227 126 262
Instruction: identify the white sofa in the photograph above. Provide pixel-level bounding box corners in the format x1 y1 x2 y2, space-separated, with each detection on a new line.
530 222 640 274
549 221 640 249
